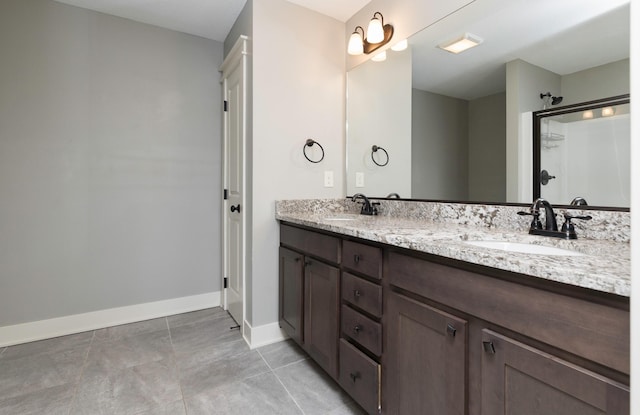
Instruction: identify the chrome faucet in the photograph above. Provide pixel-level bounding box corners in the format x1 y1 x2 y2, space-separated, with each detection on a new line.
386 193 400 199
518 198 591 239
351 193 379 215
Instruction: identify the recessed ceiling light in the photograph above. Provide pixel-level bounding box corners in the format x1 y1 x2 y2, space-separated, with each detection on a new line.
438 33 483 54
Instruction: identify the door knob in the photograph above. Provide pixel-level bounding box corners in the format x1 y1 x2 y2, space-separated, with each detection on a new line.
230 204 241 213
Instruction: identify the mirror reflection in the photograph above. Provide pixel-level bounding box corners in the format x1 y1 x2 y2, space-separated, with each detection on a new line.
346 0 630 208
534 96 630 208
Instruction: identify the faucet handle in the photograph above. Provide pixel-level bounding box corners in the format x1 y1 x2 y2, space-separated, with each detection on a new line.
561 213 592 239
517 210 543 230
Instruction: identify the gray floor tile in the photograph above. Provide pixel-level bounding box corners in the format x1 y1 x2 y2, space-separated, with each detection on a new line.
1 331 93 360
275 359 353 415
86 329 173 372
70 358 182 415
185 371 301 415
93 318 168 343
0 383 75 415
0 347 87 401
169 316 243 356
178 346 271 398
327 401 368 415
166 307 229 329
257 339 308 370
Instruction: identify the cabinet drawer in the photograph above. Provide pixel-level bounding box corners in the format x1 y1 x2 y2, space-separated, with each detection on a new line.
339 339 380 415
280 224 340 263
341 305 382 356
342 272 382 318
343 240 381 279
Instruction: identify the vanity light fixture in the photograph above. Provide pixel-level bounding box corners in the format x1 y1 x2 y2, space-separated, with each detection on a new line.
438 33 483 54
582 110 594 119
347 12 394 56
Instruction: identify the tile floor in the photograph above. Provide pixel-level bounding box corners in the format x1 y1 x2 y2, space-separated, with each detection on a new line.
0 307 366 415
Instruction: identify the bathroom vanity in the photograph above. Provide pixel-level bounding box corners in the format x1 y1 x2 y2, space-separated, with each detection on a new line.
277 199 630 415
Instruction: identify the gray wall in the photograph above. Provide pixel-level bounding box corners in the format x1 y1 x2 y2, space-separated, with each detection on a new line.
468 92 506 202
412 89 468 200
0 0 223 326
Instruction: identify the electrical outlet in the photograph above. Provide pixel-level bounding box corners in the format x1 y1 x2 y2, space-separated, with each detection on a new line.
355 172 365 187
324 171 334 187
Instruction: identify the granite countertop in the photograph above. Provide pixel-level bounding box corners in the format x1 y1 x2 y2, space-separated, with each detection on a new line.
276 207 630 298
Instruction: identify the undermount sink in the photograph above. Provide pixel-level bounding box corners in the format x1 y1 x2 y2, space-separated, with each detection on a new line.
464 240 585 257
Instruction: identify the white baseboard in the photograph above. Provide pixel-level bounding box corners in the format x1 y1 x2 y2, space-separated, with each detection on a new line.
0 292 221 347
243 320 288 349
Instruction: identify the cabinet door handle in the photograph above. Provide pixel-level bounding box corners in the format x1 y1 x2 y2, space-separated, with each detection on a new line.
483 341 496 354
446 323 457 337
304 260 312 267
230 204 241 213
353 324 363 334
353 289 362 298
350 372 361 383
354 254 360 263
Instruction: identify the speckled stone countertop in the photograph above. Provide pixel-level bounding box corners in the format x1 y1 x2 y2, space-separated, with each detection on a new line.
276 199 630 297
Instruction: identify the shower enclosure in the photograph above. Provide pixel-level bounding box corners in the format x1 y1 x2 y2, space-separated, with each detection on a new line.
533 95 630 208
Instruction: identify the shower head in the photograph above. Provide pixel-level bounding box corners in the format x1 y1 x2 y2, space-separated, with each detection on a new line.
540 92 563 106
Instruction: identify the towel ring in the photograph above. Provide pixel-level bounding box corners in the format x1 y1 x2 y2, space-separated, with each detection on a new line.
371 145 389 167
303 139 324 163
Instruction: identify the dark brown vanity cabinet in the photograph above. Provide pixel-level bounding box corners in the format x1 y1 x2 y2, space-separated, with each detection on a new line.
279 223 629 414
279 224 341 379
385 250 630 415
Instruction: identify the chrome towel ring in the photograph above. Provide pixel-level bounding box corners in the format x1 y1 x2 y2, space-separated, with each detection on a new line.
303 139 324 163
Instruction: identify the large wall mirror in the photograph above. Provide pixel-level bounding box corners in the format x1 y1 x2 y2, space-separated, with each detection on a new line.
346 0 630 209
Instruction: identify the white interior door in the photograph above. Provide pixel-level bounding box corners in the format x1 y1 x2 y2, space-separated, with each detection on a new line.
221 36 247 328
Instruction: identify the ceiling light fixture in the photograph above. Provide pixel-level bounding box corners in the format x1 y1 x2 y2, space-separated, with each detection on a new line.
438 33 483 54
347 12 394 56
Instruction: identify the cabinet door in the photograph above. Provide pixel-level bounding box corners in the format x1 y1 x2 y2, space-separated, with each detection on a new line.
279 247 304 345
481 329 629 415
385 292 467 415
304 258 340 379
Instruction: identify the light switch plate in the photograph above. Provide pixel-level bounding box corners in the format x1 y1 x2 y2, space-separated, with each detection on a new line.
355 172 365 187
324 171 334 187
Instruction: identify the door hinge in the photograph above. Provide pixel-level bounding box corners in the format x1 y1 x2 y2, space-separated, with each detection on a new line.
224 277 228 289
223 188 228 200
223 100 228 112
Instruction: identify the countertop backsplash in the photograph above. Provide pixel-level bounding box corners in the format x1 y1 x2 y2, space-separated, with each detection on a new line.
275 198 630 243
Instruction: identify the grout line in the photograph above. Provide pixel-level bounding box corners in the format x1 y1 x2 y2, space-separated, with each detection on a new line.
66 330 96 415
270 362 307 415
166 316 189 411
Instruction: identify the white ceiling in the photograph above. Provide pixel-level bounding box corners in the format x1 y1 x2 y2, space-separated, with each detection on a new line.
53 0 369 42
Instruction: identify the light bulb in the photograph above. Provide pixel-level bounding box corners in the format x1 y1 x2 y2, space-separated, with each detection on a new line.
348 31 364 55
391 39 408 51
371 51 386 62
367 16 384 43
583 110 594 119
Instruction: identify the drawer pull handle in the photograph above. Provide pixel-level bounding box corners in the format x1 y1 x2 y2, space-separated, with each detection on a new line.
483 341 496 354
353 290 362 298
350 372 361 383
446 323 457 337
353 324 363 334
354 254 361 263
304 260 312 267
